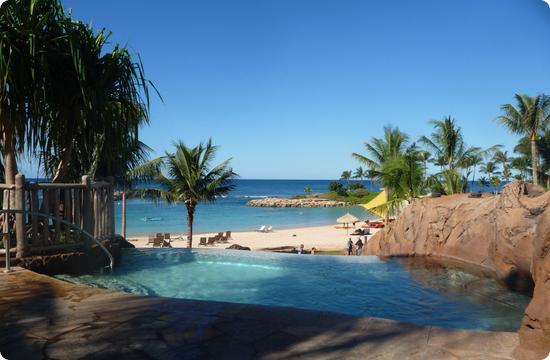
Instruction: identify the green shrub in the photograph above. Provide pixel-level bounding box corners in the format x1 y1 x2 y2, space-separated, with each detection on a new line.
328 181 344 192
352 188 370 197
347 182 365 190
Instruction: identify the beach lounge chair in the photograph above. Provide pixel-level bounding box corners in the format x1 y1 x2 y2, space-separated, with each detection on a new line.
156 233 163 239
153 236 163 248
218 234 229 243
199 237 207 246
225 231 232 239
257 225 266 232
206 237 217 246
163 233 172 247
266 226 273 232
217 232 223 238
147 234 155 246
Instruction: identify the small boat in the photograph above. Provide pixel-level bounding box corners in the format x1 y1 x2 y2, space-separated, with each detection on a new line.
141 217 163 222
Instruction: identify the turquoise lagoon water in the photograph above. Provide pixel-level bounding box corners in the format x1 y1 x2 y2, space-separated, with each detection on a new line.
59 248 531 331
116 179 379 236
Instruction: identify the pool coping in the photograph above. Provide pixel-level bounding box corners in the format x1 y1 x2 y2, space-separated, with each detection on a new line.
0 268 519 359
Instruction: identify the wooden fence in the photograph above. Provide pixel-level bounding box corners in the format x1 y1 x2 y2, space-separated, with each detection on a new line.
1 174 115 258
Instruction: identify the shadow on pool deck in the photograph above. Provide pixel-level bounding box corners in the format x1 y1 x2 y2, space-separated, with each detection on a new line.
0 268 519 359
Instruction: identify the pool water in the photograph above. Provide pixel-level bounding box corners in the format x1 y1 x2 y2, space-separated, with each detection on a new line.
58 249 531 331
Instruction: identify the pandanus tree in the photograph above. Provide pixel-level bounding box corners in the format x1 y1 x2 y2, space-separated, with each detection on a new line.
0 0 65 185
42 22 155 183
0 0 156 186
137 140 237 248
497 94 550 186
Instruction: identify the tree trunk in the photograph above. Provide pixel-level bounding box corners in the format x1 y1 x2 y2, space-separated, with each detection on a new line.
51 107 78 183
186 205 195 249
531 135 539 186
2 117 17 186
51 141 74 183
121 189 127 239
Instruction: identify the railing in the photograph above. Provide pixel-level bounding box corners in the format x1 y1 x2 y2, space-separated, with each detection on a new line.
1 209 114 273
1 174 115 259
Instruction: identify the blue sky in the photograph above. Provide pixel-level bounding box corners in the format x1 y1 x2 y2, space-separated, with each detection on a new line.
24 0 550 179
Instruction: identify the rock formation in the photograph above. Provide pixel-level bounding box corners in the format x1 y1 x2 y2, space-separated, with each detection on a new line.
366 181 550 360
226 244 251 251
247 197 349 208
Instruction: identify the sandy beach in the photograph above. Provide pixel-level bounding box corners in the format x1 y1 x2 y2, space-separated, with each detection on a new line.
126 222 380 252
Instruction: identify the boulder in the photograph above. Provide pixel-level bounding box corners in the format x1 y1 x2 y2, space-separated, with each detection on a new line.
515 209 550 360
365 181 550 359
226 244 251 251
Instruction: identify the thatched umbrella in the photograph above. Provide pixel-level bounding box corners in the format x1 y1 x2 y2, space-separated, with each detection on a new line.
337 213 359 235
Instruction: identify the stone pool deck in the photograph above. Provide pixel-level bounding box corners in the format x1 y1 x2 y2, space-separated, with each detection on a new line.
0 269 519 360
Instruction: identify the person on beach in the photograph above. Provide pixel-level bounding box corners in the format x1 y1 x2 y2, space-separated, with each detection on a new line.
311 247 316 255
347 238 353 255
298 244 304 254
355 238 364 256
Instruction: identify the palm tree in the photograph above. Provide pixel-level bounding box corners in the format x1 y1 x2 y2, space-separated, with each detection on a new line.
490 176 501 194
139 140 237 248
463 152 483 188
478 176 489 189
502 166 512 184
480 161 500 179
417 150 432 180
493 151 511 184
497 94 550 185
538 129 550 188
420 116 498 194
511 156 530 181
420 116 465 170
353 166 365 182
340 170 352 186
353 126 417 218
353 126 409 170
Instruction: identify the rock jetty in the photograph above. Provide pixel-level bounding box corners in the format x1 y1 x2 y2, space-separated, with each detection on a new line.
247 197 349 208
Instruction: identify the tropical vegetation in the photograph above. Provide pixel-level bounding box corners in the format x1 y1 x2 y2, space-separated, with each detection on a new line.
0 0 157 187
133 140 237 248
352 102 550 217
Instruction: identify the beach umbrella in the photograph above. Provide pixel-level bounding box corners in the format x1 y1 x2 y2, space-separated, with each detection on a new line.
337 213 359 234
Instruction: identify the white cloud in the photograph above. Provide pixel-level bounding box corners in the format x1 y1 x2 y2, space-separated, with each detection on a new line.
544 0 550 8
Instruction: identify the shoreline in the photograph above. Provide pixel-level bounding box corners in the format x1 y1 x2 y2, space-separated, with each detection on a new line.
126 221 380 252
123 213 378 238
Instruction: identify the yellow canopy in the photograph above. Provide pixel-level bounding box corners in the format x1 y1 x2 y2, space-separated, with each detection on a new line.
361 190 388 218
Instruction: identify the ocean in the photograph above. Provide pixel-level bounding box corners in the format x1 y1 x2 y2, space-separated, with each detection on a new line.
116 179 379 236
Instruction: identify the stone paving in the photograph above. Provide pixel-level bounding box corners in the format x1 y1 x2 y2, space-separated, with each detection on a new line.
0 269 519 359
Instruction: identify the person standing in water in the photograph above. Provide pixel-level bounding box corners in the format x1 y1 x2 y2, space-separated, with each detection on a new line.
347 238 353 256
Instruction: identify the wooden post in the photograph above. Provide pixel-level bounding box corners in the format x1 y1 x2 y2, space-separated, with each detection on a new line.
15 174 26 258
73 189 81 242
82 176 92 248
31 186 39 247
64 189 72 243
41 189 50 246
107 177 115 240
121 190 126 239
53 189 60 244
93 188 99 238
